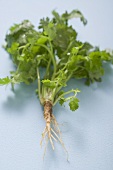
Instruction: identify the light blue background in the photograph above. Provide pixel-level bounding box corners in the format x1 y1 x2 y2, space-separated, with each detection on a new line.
0 0 113 170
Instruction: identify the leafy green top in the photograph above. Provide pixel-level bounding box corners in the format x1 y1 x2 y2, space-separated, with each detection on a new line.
0 10 113 111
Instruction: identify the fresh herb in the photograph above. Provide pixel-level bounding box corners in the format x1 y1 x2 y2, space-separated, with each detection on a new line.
0 10 113 157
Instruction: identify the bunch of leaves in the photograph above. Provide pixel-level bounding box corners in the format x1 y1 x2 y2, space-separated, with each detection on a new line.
0 9 113 111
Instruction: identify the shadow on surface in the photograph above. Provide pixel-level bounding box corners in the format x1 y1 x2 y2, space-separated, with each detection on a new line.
3 82 37 114
97 63 113 90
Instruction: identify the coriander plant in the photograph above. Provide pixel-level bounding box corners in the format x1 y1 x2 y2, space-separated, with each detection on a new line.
0 10 113 156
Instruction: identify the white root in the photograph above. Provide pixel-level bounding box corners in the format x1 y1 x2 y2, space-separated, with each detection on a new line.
51 134 57 142
41 100 69 161
43 137 49 161
50 137 54 150
40 128 47 147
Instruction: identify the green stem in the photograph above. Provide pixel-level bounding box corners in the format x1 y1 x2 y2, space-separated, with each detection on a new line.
53 89 77 106
54 64 67 77
44 58 51 79
37 68 42 102
49 40 53 54
48 40 56 80
18 43 30 52
55 72 73 94
37 44 56 77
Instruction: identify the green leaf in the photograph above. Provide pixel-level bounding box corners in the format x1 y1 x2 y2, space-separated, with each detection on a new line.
44 22 56 40
0 77 11 85
9 20 34 33
62 10 87 25
7 42 19 54
52 10 61 23
42 79 56 89
59 97 66 105
5 20 37 49
53 24 77 57
78 42 93 56
69 97 79 111
83 50 111 82
58 89 80 107
37 36 48 44
38 17 50 29
71 45 83 55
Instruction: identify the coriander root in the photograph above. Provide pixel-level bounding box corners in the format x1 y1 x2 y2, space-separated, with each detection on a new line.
40 100 68 158
40 100 63 150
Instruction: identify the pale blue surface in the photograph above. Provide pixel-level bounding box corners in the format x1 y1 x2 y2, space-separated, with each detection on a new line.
0 1 113 170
